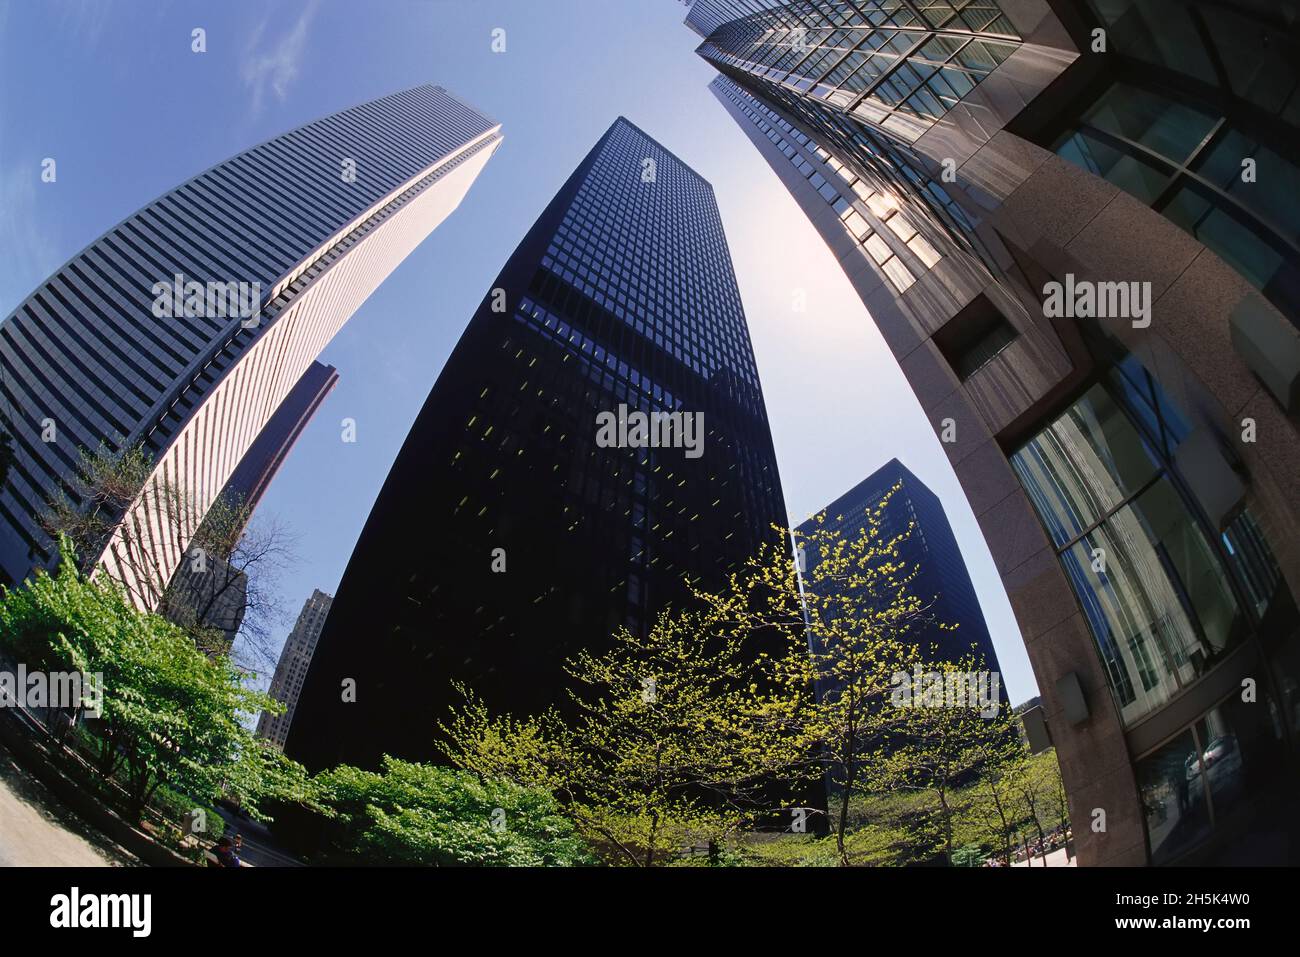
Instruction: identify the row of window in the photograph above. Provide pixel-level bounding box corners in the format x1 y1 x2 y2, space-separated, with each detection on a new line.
703 0 1020 140
716 74 946 294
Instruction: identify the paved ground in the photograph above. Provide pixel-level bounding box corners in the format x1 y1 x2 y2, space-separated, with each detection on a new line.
0 743 138 867
1011 845 1076 867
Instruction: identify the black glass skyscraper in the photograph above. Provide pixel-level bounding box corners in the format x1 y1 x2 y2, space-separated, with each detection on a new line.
287 118 787 771
798 459 1002 678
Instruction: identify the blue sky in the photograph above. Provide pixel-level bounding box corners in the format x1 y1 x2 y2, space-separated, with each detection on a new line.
0 0 1036 702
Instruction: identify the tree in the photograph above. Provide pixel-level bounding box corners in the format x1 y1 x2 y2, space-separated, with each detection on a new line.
310 758 594 866
41 441 296 670
692 484 938 864
40 441 153 582
957 737 1033 866
444 485 965 867
0 538 307 822
161 491 296 670
1043 751 1072 859
441 604 815 867
872 656 1017 865
1016 749 1065 865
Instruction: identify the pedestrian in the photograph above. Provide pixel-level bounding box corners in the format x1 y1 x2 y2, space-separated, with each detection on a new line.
213 836 241 868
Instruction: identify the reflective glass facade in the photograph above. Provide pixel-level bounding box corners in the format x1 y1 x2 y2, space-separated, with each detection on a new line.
1136 688 1295 864
698 0 1300 865
702 19 1006 274
1005 322 1300 731
713 74 955 293
1045 0 1300 324
1008 333 1300 860
286 119 787 771
699 0 1020 139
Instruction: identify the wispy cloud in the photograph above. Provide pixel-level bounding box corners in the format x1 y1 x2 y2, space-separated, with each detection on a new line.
55 0 114 49
0 161 63 314
240 0 321 116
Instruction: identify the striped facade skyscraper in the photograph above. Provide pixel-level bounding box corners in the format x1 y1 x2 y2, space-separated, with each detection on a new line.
0 84 501 606
220 359 340 528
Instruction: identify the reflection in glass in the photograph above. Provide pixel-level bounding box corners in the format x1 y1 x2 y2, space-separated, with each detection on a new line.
1081 83 1216 163
1137 729 1211 864
1013 386 1249 726
1138 691 1295 864
1054 129 1169 204
1010 385 1160 547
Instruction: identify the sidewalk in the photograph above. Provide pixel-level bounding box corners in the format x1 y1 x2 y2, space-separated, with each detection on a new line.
0 743 138 867
1011 846 1076 867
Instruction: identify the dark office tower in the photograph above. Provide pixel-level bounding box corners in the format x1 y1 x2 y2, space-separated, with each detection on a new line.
222 360 339 527
287 118 786 772
798 458 1002 676
690 1 1300 865
0 85 501 603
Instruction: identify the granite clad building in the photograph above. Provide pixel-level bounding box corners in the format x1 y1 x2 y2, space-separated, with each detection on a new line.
689 0 1300 864
287 118 787 772
0 85 501 607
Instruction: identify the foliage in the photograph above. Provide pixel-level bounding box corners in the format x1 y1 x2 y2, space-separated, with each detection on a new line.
695 482 940 864
736 750 1068 867
870 656 1018 864
440 483 1074 867
441 601 817 866
310 757 594 866
40 441 152 579
0 538 308 822
951 842 986 867
40 441 297 670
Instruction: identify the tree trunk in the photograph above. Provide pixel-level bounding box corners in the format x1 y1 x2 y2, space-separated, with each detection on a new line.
986 778 1012 865
938 786 954 865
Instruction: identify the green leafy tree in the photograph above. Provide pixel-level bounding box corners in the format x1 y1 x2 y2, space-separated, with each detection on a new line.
872 656 1016 865
1042 751 1072 859
0 538 306 821
442 603 816 867
1015 748 1067 864
954 714 1033 865
310 757 594 866
443 484 988 867
696 484 938 864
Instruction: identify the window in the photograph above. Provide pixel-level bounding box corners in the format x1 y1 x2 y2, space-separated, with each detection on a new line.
1042 3 1300 326
843 210 872 241
932 294 1018 381
1137 690 1293 863
1011 383 1252 726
